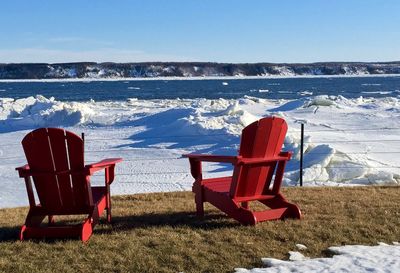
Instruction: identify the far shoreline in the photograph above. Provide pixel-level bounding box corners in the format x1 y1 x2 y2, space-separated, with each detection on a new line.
0 73 399 83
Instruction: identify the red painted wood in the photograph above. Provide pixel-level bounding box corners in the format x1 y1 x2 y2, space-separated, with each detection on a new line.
66 130 87 209
86 158 123 169
184 116 301 225
21 225 82 240
47 128 75 209
17 127 122 242
22 128 60 210
235 117 287 199
184 154 237 163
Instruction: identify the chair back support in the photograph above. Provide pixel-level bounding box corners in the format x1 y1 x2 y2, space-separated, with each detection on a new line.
22 128 89 213
230 117 287 199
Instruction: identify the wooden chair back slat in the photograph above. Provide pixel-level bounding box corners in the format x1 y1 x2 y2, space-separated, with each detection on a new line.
47 128 76 209
231 117 287 199
65 130 88 208
22 129 61 210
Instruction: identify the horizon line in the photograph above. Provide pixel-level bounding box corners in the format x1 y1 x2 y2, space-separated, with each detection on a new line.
2 60 400 65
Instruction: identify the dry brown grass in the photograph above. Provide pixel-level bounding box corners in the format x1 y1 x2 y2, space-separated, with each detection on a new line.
0 186 399 273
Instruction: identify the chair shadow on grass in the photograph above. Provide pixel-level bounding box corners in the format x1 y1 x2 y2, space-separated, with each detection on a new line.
0 211 239 242
0 226 20 242
96 211 240 235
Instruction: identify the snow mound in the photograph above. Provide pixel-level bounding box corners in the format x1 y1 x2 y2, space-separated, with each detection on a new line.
304 96 337 107
181 100 259 136
0 95 95 132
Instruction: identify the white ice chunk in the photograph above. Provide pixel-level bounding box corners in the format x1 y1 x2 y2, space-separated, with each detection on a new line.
296 244 308 250
288 251 309 261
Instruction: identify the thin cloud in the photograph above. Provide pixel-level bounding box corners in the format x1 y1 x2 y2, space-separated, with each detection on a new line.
47 37 115 47
0 48 197 63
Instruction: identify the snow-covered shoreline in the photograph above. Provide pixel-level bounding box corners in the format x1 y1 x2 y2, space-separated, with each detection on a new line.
1 94 399 208
0 73 399 83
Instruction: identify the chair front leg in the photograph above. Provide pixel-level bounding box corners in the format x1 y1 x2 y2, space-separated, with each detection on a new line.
189 159 204 217
25 209 46 227
48 215 55 226
189 158 202 181
104 166 115 222
23 176 36 207
193 178 204 217
105 165 116 184
106 182 112 223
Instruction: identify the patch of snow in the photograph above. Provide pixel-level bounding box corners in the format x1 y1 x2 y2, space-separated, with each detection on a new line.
235 244 400 273
288 251 309 261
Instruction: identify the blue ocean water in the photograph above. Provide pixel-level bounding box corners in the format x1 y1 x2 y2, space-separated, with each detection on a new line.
1 76 400 101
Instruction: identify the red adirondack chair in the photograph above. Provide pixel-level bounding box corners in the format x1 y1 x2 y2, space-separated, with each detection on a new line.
184 116 301 225
15 128 122 242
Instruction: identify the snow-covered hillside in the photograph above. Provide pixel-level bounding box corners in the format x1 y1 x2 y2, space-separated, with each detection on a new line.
1 61 400 79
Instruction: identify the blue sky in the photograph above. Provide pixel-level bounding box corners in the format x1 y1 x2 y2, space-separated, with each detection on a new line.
0 0 399 63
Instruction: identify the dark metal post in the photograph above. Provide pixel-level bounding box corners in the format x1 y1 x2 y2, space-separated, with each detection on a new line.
299 124 304 186
81 132 85 144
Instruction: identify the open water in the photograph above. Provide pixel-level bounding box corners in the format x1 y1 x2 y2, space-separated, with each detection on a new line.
1 76 400 101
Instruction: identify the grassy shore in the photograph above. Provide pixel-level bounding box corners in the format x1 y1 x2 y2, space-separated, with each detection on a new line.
0 186 399 273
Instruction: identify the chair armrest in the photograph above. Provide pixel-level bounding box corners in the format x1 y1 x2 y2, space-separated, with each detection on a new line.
16 158 123 178
15 164 30 178
16 164 89 177
237 152 292 165
183 154 238 164
85 158 123 169
183 154 237 180
278 151 292 159
85 158 123 174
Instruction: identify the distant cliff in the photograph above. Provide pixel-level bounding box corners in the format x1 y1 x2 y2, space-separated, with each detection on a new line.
1 61 400 79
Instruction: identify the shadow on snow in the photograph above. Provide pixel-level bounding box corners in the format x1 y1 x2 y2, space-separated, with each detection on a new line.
118 108 240 173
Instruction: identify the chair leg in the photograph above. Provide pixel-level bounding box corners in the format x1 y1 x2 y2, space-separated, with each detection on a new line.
20 225 27 241
195 198 204 217
105 183 112 223
81 218 93 242
25 210 46 227
20 209 45 240
48 215 55 226
20 208 101 242
260 194 302 220
106 194 112 223
194 188 204 217
284 203 302 219
192 180 204 217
